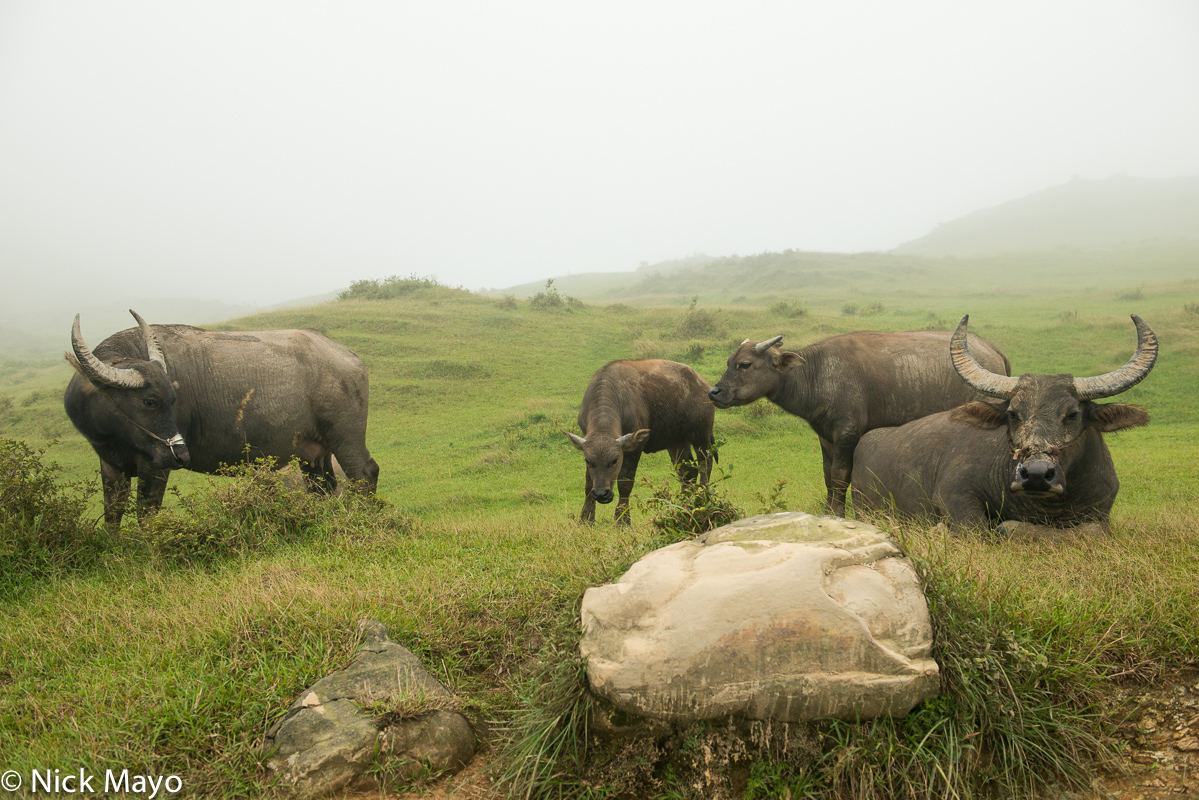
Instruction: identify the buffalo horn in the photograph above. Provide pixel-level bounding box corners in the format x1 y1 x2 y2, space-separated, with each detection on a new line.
950 315 1018 398
753 335 784 354
71 314 146 389
1072 314 1158 400
130 309 167 370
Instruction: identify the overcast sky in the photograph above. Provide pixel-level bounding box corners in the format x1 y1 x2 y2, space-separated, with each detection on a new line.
2 1 1197 308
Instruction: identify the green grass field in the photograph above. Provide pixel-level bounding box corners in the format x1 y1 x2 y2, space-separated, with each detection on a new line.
1 247 1197 798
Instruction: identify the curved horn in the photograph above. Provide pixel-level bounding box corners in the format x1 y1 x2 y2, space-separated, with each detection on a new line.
129 309 166 370
754 335 784 354
71 314 146 389
950 315 1018 398
1072 314 1158 400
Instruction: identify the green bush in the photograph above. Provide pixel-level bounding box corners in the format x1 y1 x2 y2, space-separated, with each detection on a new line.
529 279 585 311
769 300 808 318
638 463 742 540
0 437 105 583
673 296 725 339
337 273 453 300
137 458 406 565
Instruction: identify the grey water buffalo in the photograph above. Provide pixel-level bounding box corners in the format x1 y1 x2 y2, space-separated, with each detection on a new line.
851 315 1156 533
64 311 380 527
565 359 715 524
708 329 1011 514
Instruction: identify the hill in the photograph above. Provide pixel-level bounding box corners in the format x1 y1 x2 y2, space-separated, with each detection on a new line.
893 173 1199 256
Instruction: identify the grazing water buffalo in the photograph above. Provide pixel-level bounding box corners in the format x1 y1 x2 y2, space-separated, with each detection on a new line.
64 311 380 527
565 359 715 524
851 315 1156 534
708 329 1010 514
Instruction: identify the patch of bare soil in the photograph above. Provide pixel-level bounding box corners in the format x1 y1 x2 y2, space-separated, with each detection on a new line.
1090 668 1199 799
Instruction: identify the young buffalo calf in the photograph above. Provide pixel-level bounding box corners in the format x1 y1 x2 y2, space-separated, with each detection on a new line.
565 360 715 524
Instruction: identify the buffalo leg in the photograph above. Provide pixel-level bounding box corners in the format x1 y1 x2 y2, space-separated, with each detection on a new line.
817 436 834 502
615 452 642 525
827 435 858 517
100 459 132 530
137 469 171 520
693 434 714 486
301 454 337 495
331 449 379 495
580 471 596 523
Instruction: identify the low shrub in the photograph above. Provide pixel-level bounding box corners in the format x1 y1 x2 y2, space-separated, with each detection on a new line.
530 279 585 310
769 300 808 318
0 437 105 586
673 296 725 339
338 273 453 300
637 466 741 539
136 457 407 565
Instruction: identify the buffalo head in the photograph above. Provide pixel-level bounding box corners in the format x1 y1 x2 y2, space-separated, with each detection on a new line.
563 429 650 504
949 314 1155 499
66 311 190 470
708 335 801 409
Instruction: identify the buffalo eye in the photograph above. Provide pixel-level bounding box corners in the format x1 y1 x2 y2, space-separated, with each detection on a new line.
737 361 751 370
143 397 160 409
1065 410 1079 421
608 459 618 467
1007 409 1019 421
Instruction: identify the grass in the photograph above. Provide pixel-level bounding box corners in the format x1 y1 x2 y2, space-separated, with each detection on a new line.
1 244 1197 797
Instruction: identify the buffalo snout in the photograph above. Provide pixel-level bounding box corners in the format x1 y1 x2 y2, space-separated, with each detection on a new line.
1012 459 1064 496
592 488 615 504
708 385 730 408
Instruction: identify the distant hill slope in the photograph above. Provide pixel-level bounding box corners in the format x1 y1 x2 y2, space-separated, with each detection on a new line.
894 174 1199 256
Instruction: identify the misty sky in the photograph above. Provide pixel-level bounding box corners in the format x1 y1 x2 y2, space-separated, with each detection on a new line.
2 1 1198 308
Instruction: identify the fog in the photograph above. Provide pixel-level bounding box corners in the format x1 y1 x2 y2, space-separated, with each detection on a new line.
2 1 1198 310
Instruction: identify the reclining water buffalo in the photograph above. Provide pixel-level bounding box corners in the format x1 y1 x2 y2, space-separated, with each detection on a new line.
564 359 715 525
64 310 380 527
708 329 1010 515
851 315 1156 534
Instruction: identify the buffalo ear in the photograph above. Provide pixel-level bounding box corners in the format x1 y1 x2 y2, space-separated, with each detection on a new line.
775 351 802 371
563 430 587 451
951 401 1007 430
618 429 651 452
1089 403 1149 433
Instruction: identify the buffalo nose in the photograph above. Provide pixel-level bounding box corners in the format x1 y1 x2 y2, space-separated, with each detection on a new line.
708 387 721 401
592 488 614 504
172 444 191 469
1016 460 1058 492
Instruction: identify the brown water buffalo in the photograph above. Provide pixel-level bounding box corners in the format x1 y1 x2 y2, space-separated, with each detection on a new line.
64 311 379 528
708 329 1011 514
565 359 715 524
851 314 1156 534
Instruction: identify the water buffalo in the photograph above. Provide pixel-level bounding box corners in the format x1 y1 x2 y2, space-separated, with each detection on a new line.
564 359 715 524
708 329 1010 515
851 315 1156 534
64 311 380 527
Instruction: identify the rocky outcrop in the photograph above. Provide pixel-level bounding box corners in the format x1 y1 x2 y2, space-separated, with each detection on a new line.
265 620 475 798
581 512 940 724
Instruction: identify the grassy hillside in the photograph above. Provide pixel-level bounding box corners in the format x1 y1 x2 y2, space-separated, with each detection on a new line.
894 173 1199 256
2 258 1198 798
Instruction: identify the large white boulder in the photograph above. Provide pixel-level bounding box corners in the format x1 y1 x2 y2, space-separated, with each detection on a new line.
580 512 940 723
